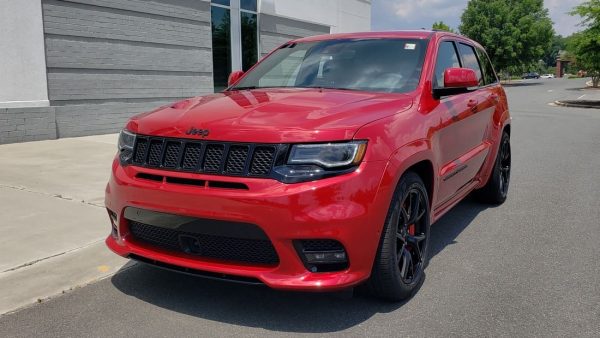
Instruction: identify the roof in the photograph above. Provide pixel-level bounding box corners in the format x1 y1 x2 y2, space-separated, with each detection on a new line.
292 30 462 43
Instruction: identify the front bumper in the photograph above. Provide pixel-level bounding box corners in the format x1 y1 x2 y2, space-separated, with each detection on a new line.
105 158 390 291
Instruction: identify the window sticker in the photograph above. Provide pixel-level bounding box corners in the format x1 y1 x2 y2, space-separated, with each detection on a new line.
404 43 416 50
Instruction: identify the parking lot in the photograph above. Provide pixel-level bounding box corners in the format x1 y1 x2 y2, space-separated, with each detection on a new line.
1 78 599 337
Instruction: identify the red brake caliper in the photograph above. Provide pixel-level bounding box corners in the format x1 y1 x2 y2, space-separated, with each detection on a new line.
408 224 415 236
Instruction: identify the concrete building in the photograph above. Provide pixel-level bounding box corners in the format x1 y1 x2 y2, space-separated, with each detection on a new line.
0 0 371 144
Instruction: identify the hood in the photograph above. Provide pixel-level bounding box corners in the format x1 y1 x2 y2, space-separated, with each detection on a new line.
127 88 413 143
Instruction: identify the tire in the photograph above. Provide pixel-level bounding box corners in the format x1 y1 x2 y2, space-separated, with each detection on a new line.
475 131 511 204
367 172 431 301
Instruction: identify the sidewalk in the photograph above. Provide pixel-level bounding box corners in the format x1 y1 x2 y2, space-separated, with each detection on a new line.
0 134 129 314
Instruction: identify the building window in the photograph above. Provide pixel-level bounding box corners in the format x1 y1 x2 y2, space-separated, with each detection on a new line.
211 0 258 92
211 5 231 92
241 12 257 72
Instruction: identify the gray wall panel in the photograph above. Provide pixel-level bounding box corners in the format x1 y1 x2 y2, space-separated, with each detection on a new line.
58 0 210 22
47 69 212 101
46 35 212 72
43 0 211 48
260 14 331 37
54 99 176 137
259 14 330 56
40 0 214 138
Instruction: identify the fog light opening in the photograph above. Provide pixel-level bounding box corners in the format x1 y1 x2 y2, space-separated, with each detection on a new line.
295 240 349 273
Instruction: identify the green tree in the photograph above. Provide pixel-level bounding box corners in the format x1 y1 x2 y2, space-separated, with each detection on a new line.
432 21 455 33
569 0 600 87
459 0 554 77
542 35 566 67
571 0 600 29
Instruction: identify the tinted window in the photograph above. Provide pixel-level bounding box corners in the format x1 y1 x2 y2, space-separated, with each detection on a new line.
240 0 257 11
433 41 461 88
476 48 498 85
241 12 257 71
233 39 428 93
211 6 231 92
212 0 230 6
458 43 483 86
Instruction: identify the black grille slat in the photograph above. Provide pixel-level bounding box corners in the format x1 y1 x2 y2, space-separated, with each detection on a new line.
182 143 203 170
203 144 225 172
134 138 149 164
250 147 275 175
226 146 249 174
129 221 279 265
147 140 164 167
163 142 182 168
131 137 277 177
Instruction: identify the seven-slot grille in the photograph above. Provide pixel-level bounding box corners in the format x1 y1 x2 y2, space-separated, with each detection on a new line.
132 136 277 177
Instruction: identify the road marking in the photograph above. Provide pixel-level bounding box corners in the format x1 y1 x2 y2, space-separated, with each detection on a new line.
548 90 553 92
578 94 586 99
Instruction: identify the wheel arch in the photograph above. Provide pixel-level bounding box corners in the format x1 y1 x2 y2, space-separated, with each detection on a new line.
377 140 438 214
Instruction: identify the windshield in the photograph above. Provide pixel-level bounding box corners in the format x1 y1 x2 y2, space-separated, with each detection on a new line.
231 38 428 93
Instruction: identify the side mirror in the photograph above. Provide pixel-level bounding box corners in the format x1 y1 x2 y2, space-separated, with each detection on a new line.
444 68 479 88
434 68 478 98
228 70 245 87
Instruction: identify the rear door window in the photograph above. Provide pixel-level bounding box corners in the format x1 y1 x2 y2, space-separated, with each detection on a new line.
475 48 498 85
457 43 484 86
433 41 461 89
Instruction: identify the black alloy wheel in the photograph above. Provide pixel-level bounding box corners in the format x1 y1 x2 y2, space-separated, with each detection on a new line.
498 135 511 198
396 188 428 284
367 172 431 301
474 131 511 204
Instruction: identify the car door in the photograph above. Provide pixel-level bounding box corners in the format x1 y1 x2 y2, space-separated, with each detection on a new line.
432 40 490 206
451 43 495 185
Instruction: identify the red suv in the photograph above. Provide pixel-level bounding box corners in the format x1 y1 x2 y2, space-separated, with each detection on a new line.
106 31 511 301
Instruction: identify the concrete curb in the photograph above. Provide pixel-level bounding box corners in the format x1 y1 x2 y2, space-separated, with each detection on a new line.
554 100 600 109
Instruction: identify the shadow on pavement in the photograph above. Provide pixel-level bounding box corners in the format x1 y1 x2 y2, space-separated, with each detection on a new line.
110 196 489 333
501 81 542 87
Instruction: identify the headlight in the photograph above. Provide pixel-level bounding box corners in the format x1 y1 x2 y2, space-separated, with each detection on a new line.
273 141 367 183
288 142 366 168
118 129 136 164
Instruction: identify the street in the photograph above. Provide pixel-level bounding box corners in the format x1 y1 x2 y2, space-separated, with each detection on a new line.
1 78 599 337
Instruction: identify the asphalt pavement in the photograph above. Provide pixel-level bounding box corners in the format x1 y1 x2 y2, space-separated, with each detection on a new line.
1 78 599 337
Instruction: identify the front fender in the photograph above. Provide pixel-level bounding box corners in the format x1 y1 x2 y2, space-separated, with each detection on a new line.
373 139 437 224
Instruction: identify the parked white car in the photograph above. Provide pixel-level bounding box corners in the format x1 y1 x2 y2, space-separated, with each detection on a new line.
540 74 555 79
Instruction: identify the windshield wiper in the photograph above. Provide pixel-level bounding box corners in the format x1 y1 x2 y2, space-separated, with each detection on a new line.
296 86 362 92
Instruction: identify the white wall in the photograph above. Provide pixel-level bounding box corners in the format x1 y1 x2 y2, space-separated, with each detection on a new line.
260 0 371 33
0 0 49 108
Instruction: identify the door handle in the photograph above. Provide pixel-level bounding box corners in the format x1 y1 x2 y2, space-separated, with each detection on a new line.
467 99 478 107
467 99 478 113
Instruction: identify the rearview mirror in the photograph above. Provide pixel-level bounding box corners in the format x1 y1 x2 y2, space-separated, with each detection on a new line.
444 68 479 88
228 70 245 87
433 68 479 98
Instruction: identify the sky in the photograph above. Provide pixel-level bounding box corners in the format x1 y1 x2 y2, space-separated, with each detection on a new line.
371 0 586 37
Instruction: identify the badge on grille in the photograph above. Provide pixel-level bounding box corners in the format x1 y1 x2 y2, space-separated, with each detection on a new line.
185 127 210 137
178 234 203 255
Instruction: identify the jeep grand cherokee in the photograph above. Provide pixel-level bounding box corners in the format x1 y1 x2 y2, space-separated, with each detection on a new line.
105 31 511 301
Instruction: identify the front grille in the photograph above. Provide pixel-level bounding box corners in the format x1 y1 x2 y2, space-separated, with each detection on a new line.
129 221 279 265
132 136 277 177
